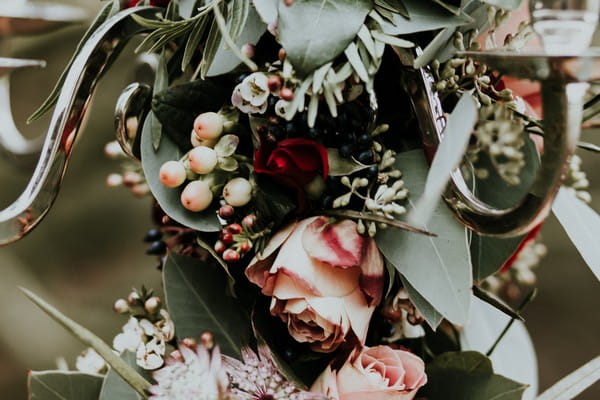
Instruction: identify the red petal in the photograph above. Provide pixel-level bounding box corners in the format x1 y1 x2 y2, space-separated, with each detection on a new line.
303 217 364 268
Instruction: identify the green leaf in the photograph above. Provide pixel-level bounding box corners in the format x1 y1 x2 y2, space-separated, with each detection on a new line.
206 4 265 77
421 351 529 400
99 352 148 400
27 1 120 123
140 114 221 232
399 274 444 329
200 16 223 79
253 0 278 25
378 0 472 36
552 188 600 281
152 78 232 150
230 0 250 42
481 0 522 10
537 356 600 400
182 15 210 71
376 150 472 325
408 94 478 225
21 289 151 398
252 175 296 228
370 30 415 48
278 0 373 76
470 134 539 280
163 252 250 359
151 51 169 151
28 371 103 400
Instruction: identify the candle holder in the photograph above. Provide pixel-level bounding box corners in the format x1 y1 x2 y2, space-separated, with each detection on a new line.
409 49 600 237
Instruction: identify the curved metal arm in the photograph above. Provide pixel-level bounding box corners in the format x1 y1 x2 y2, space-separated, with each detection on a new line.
407 50 600 237
0 6 160 246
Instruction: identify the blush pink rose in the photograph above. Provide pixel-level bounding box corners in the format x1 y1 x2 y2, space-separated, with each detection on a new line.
245 216 384 353
311 346 428 400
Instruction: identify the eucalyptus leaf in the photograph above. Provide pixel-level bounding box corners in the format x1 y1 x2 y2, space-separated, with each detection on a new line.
399 274 444 329
163 252 250 359
408 94 478 226
28 371 103 400
141 114 221 232
98 352 148 400
552 188 600 281
327 148 370 176
201 16 223 79
278 0 372 76
230 0 250 42
376 150 472 325
471 234 523 280
252 0 278 25
182 15 210 71
206 4 265 76
152 78 232 150
420 351 529 400
378 0 472 35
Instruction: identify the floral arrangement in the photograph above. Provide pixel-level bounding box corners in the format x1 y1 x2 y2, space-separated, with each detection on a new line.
15 0 600 399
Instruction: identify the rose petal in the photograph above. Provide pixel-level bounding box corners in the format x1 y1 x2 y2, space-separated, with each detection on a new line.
303 217 365 268
340 287 376 344
359 239 385 306
396 351 427 390
310 366 340 399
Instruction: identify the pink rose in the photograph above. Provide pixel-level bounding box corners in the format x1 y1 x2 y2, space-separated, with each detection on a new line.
311 346 428 400
246 216 384 352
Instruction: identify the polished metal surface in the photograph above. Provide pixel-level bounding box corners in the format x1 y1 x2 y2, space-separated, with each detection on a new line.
114 82 153 159
408 50 596 237
0 6 159 245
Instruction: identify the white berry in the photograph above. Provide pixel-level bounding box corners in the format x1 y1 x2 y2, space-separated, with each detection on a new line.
188 146 218 174
159 160 187 188
181 180 213 212
193 112 223 140
223 177 252 207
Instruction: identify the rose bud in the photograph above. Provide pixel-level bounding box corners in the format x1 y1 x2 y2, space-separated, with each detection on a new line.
311 346 427 400
246 216 384 352
113 299 129 314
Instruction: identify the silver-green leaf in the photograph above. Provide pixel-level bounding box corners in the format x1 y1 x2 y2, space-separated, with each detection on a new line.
376 150 472 325
278 0 373 76
28 371 104 400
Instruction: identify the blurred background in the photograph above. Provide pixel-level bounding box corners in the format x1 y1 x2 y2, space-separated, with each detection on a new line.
0 1 598 398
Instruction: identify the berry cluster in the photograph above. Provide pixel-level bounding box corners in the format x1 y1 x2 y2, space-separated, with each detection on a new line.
158 111 253 213
215 205 265 264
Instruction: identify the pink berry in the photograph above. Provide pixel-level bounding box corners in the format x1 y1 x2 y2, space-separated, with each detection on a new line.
280 87 294 101
193 112 224 140
242 214 257 228
220 231 234 245
223 249 240 263
188 146 218 174
218 205 235 219
159 160 187 188
214 240 226 253
180 180 213 212
227 223 243 234
239 241 252 253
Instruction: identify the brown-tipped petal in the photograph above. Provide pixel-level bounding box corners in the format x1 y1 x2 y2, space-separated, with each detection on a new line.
359 239 385 306
303 217 364 268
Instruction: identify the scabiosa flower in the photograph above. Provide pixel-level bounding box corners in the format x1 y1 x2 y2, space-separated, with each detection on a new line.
223 344 327 400
149 344 228 400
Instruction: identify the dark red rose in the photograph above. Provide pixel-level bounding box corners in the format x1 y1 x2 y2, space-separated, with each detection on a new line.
499 223 543 273
254 138 328 192
126 0 170 8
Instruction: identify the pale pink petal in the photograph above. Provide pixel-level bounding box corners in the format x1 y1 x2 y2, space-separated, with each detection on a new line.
341 390 418 400
271 218 361 297
302 217 365 268
396 351 427 390
310 366 340 399
359 239 385 306
340 288 377 344
245 221 297 287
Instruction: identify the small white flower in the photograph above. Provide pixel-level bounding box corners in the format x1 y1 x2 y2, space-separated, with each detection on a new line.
231 72 270 114
274 99 292 118
76 348 107 374
113 317 145 353
137 337 166 370
157 310 175 341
